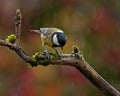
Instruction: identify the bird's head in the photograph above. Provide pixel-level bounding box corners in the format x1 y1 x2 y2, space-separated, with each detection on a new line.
52 32 67 49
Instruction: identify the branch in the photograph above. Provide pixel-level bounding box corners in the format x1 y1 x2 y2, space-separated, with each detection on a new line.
0 9 120 96
51 58 120 96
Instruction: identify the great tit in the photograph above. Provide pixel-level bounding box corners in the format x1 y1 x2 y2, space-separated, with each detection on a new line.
31 28 67 58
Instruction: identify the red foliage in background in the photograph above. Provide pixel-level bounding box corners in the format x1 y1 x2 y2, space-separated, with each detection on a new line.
92 7 116 38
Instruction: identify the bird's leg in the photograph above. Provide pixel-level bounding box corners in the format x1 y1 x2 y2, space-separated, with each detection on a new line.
54 48 62 59
41 34 50 59
43 46 50 59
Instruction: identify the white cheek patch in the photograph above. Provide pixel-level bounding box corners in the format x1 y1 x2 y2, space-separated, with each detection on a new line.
53 34 60 46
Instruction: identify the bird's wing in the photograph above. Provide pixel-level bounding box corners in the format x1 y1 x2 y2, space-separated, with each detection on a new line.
40 28 49 34
40 28 50 37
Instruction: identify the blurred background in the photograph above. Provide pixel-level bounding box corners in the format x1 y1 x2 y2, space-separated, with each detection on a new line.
0 0 120 96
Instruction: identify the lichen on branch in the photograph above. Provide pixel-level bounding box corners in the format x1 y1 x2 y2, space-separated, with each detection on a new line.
5 34 16 43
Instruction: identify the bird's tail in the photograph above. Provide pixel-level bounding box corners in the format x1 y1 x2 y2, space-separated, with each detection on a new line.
30 30 41 34
31 28 49 34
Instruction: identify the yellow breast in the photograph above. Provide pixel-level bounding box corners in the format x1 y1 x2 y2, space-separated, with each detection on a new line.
44 37 53 47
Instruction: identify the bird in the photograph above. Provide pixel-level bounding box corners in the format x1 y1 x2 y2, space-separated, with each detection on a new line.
31 28 67 59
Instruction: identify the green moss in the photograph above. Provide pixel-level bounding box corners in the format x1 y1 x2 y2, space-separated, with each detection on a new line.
5 34 16 43
31 50 60 67
32 51 49 66
49 51 60 59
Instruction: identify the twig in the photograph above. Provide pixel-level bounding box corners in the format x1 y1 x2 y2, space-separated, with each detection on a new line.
0 9 120 96
14 9 22 45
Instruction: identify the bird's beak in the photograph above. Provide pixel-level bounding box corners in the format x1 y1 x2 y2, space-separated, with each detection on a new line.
30 30 40 34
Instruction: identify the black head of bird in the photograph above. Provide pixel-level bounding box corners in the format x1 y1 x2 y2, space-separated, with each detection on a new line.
52 32 66 48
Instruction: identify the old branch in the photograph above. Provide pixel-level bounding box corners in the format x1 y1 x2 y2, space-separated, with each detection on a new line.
0 9 120 96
